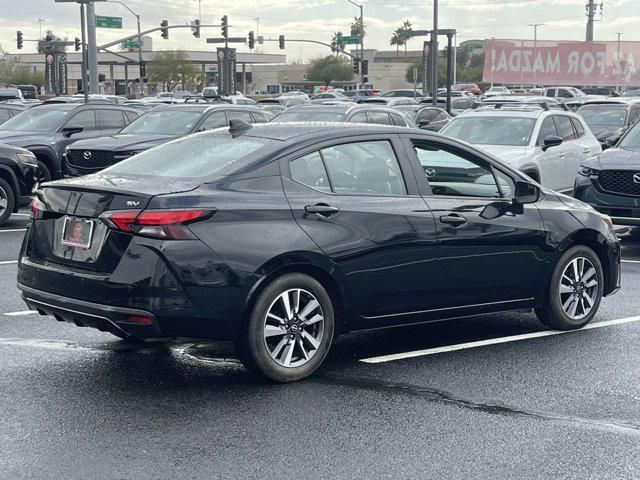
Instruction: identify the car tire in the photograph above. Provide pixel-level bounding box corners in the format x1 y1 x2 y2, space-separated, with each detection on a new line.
235 273 335 382
0 178 16 226
36 161 51 184
536 245 604 330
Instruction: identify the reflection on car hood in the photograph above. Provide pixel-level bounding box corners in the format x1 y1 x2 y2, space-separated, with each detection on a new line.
0 130 49 145
583 147 640 170
588 126 625 141
67 134 177 152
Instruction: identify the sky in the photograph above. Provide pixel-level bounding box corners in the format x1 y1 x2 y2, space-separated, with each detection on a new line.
0 0 638 62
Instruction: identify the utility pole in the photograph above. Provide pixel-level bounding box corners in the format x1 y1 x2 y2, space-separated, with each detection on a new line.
345 0 364 88
79 4 89 103
527 23 544 47
106 1 144 95
431 0 438 106
86 1 99 93
38 19 46 39
586 0 603 41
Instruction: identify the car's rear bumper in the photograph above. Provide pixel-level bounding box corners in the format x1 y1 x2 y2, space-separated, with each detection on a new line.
19 283 162 338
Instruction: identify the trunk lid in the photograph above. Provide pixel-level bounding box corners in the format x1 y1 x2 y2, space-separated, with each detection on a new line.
27 174 200 272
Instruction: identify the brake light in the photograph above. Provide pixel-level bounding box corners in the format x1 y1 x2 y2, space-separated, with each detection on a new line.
100 209 210 240
29 197 46 220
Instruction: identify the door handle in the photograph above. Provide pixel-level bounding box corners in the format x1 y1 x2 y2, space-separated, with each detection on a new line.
439 213 467 227
558 152 566 159
583 148 591 154
305 204 340 217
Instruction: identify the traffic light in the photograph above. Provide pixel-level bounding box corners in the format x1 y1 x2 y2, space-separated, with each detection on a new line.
221 15 228 38
160 20 169 40
278 35 285 49
361 60 368 76
16 31 23 50
98 74 106 82
140 62 146 79
74 37 81 52
248 31 255 49
353 58 360 75
191 19 200 38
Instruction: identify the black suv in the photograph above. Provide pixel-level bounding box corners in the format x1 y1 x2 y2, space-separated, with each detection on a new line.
0 103 141 181
0 103 26 126
64 103 271 176
574 119 640 226
577 99 640 148
0 143 38 225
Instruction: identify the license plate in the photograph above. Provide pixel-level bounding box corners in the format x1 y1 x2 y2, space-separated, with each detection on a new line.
61 217 94 249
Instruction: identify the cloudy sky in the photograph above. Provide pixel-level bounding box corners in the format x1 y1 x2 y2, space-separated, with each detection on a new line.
1 0 638 61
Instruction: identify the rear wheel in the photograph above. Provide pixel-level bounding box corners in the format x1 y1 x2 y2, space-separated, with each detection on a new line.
536 246 604 330
0 178 16 226
235 273 335 382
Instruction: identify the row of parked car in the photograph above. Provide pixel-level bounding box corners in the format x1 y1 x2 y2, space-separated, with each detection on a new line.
1 88 640 230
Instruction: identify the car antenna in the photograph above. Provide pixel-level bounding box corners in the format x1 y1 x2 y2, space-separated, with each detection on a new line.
229 119 252 137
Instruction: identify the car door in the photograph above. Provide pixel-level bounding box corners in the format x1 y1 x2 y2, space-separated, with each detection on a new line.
281 135 440 320
552 114 582 192
402 135 547 311
532 115 565 191
54 108 99 159
570 116 599 162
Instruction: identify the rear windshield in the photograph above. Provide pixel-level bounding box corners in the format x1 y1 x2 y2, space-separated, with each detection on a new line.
102 133 275 178
441 116 536 146
578 105 627 127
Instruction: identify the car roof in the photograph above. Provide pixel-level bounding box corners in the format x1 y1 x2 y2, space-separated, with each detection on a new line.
284 104 406 115
235 122 419 142
153 103 261 112
457 107 549 118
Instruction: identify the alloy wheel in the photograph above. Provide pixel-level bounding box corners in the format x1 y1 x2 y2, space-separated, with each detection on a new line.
0 186 7 216
559 257 599 320
263 288 325 368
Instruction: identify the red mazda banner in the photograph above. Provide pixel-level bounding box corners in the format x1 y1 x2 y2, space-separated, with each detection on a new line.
483 39 640 86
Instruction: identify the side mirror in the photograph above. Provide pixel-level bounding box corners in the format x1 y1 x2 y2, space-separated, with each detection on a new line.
61 125 84 138
541 135 563 152
514 181 540 205
605 134 621 149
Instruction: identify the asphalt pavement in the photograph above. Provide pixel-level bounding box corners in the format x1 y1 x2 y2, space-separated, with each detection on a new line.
1 210 640 479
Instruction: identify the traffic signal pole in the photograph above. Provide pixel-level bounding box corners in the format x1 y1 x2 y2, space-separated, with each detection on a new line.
79 3 89 103
86 1 99 94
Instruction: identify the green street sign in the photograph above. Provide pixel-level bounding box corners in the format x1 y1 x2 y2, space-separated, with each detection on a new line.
336 35 360 45
96 16 122 29
122 40 140 49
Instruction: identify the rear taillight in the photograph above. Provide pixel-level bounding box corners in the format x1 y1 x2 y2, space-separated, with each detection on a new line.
100 209 210 240
29 197 46 220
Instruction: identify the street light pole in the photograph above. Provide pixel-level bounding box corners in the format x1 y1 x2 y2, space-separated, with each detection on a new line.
616 32 623 92
431 0 438 106
106 1 144 96
527 23 544 48
346 0 364 88
38 19 46 40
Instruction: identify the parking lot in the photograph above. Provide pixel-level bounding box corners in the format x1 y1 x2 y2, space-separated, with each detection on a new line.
1 209 639 479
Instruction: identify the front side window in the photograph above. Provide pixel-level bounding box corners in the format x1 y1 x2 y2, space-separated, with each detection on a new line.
201 112 227 130
348 113 368 123
413 141 502 198
554 116 576 141
416 109 441 123
227 111 253 123
67 109 97 130
536 116 559 144
390 113 407 126
98 109 125 129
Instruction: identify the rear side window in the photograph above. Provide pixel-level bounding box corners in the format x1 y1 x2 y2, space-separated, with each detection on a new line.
390 113 407 126
251 112 268 123
368 111 392 125
349 112 368 123
124 111 139 124
289 152 331 193
98 109 126 129
201 111 227 130
554 116 576 141
322 141 406 195
537 116 558 144
227 110 253 123
0 110 11 122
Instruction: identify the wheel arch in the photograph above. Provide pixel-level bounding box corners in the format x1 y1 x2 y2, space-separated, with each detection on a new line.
244 256 353 337
558 228 613 295
27 147 57 179
0 165 20 213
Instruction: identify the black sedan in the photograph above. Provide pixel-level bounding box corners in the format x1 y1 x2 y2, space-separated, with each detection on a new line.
574 120 640 226
18 123 620 382
0 143 38 225
64 104 271 176
577 100 640 148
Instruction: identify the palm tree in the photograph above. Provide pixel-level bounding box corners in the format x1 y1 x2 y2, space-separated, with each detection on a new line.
350 17 366 38
330 31 345 55
390 31 401 56
400 20 413 56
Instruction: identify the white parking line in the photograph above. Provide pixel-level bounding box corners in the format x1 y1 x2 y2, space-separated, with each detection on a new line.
3 310 37 317
0 260 18 265
0 229 26 233
360 315 640 364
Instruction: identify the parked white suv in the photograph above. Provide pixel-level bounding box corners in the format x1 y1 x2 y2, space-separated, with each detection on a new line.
543 86 586 102
439 105 601 193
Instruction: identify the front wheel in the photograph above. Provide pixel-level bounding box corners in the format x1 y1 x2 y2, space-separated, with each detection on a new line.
536 246 604 330
0 178 16 226
235 273 335 382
